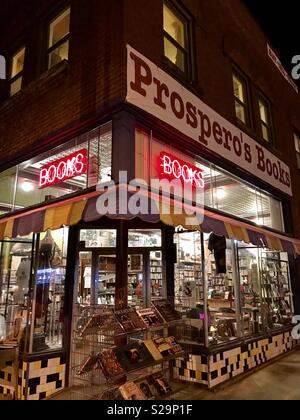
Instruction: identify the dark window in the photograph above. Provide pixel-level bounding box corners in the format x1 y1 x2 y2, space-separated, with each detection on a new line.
163 1 193 78
47 7 70 70
232 71 251 127
9 47 25 96
258 95 273 144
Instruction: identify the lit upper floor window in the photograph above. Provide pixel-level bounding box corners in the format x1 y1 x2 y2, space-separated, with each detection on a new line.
47 7 70 70
258 96 273 144
232 71 250 127
294 132 300 169
163 2 191 76
9 47 25 97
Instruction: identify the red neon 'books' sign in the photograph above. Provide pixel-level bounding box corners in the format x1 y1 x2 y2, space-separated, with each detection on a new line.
160 152 205 189
39 149 88 189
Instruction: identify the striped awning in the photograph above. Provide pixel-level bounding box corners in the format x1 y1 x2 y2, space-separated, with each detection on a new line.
0 186 300 255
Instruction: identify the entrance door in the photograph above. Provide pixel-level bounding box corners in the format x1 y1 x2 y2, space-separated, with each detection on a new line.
77 250 117 307
76 228 165 309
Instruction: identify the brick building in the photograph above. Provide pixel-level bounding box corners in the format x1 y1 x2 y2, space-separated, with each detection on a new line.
0 0 300 400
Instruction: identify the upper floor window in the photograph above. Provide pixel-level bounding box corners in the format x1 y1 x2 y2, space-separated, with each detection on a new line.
294 132 300 169
163 1 191 77
258 96 273 144
9 47 25 96
232 71 250 127
47 7 70 70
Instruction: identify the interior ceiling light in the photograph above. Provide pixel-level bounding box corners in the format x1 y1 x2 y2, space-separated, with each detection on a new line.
21 181 35 192
216 189 226 200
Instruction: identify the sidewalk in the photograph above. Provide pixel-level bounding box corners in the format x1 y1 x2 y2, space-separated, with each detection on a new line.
52 349 300 400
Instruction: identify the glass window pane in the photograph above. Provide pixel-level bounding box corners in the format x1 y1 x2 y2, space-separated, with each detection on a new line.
163 4 186 48
11 47 25 79
164 37 185 72
32 228 68 352
98 255 116 306
49 8 70 48
128 230 162 247
0 167 17 214
235 100 246 123
128 254 144 308
48 40 69 69
10 76 23 96
238 245 263 337
0 239 33 326
80 230 117 248
233 74 245 103
261 123 270 142
196 161 213 208
294 133 300 153
259 100 268 124
204 233 238 345
13 122 112 211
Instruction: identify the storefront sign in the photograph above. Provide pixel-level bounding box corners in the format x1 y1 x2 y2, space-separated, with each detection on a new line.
160 152 205 189
126 45 293 196
39 149 88 189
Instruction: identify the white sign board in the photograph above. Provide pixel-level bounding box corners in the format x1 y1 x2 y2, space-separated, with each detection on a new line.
126 45 292 196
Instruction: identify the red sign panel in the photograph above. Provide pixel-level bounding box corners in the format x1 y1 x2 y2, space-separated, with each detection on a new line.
39 148 88 189
160 152 205 189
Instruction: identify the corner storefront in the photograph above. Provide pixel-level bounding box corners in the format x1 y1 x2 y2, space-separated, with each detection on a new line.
0 46 300 399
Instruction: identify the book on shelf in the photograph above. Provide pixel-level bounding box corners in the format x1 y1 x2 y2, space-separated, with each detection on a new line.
136 307 164 328
143 336 183 361
149 373 172 397
98 348 125 379
114 308 147 333
152 299 181 322
115 342 154 372
119 381 147 401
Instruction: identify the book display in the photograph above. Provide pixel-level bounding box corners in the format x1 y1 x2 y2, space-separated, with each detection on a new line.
70 301 185 400
238 246 294 336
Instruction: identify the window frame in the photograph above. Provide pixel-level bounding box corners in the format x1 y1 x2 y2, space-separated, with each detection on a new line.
294 131 300 169
163 0 195 81
46 6 71 70
9 46 26 97
258 94 274 145
232 68 252 129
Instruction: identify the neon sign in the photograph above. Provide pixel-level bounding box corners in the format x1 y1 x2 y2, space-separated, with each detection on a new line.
160 152 205 189
39 149 88 189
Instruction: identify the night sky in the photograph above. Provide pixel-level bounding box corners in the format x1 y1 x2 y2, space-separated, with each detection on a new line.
243 0 299 78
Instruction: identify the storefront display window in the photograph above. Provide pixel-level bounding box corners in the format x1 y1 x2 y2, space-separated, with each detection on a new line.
29 228 68 353
0 122 112 216
204 233 239 345
173 231 294 347
136 129 285 232
174 231 204 344
238 244 293 337
0 237 33 325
